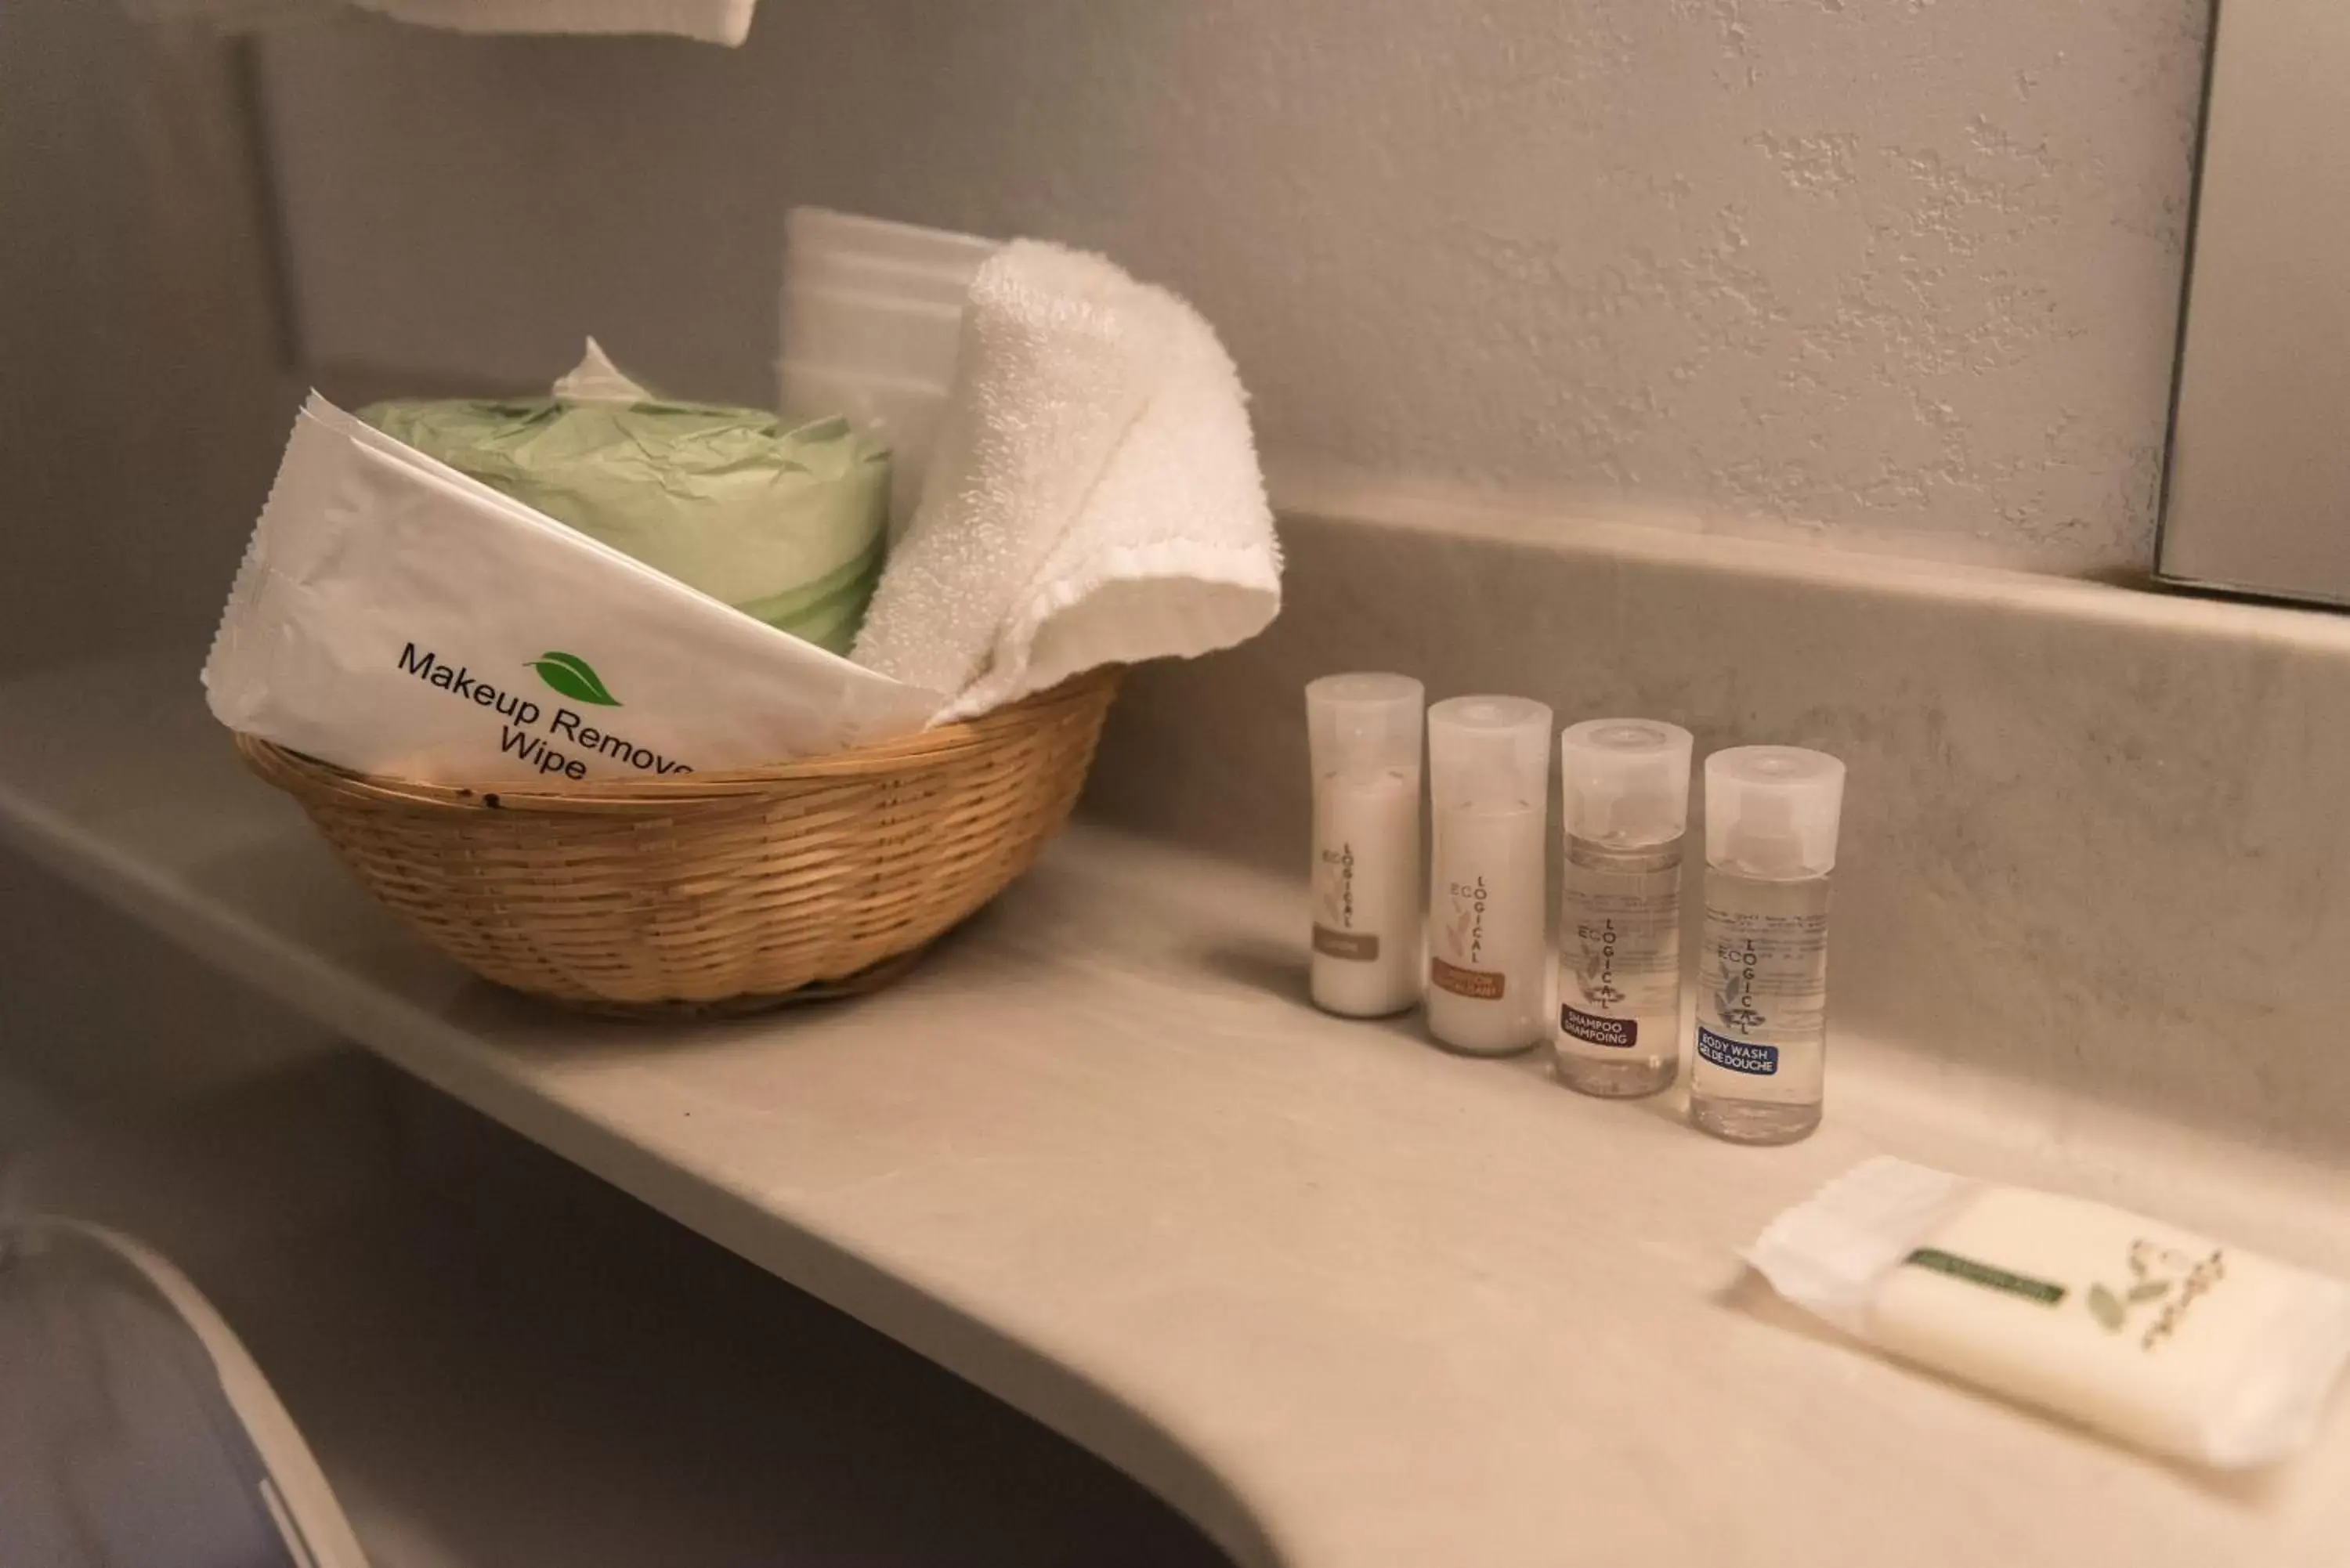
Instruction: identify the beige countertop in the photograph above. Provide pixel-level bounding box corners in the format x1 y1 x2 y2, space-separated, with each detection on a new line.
4 656 2347 1567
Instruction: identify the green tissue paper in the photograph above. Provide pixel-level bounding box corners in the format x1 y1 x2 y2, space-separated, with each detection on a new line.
364 341 888 656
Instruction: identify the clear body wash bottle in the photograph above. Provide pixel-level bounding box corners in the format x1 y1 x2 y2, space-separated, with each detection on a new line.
1554 719 1694 1098
1306 674 1426 1017
1424 695 1552 1055
1689 746 1846 1145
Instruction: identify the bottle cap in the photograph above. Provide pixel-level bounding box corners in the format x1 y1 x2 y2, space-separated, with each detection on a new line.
1306 674 1424 780
1560 719 1694 845
1705 746 1846 876
1427 695 1553 812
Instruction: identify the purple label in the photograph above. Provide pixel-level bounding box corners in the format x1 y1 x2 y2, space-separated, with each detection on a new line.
1560 1006 1635 1049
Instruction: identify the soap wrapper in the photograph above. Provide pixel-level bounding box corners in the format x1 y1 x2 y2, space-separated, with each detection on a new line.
1748 1157 2350 1467
203 394 942 785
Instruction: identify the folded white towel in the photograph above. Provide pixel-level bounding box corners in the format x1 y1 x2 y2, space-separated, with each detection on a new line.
852 241 1282 722
122 0 755 45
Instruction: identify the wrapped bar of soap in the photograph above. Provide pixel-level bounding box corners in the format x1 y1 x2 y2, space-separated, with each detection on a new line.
365 341 888 655
1748 1158 2350 1466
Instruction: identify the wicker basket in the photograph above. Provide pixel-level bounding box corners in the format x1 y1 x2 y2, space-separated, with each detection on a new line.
237 668 1121 1013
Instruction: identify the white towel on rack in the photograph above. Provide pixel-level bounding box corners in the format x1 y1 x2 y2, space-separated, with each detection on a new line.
851 240 1282 722
121 0 755 45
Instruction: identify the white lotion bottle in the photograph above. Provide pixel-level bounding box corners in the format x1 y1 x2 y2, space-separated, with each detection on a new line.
1306 674 1426 1017
1689 746 1847 1145
1425 695 1552 1055
1554 719 1693 1098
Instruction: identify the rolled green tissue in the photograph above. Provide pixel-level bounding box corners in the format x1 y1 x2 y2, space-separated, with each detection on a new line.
364 341 888 655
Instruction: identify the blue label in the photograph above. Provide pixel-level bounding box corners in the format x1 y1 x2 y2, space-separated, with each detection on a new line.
1696 1026 1779 1075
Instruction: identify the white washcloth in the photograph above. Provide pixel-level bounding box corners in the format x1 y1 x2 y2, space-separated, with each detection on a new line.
121 0 754 45
852 241 1282 722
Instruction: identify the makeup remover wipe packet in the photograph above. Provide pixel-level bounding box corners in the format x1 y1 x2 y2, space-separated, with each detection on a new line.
203 394 943 785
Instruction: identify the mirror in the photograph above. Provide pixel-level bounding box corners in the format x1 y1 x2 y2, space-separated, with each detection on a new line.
2159 0 2350 604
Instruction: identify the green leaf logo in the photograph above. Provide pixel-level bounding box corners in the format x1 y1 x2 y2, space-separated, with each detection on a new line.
528 651 620 706
2088 1283 2125 1331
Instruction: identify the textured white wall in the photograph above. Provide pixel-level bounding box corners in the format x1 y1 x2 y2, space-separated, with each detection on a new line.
258 0 2208 571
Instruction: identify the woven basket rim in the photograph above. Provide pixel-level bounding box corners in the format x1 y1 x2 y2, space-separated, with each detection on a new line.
237 665 1123 815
